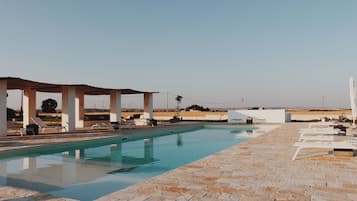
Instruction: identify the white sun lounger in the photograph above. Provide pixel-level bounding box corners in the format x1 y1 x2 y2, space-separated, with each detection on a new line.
7 121 25 136
31 117 66 133
299 128 341 135
308 121 337 128
91 123 114 130
292 141 357 160
300 127 339 133
299 130 341 138
299 135 334 142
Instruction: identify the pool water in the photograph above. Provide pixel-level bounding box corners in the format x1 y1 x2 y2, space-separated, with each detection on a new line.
0 126 251 200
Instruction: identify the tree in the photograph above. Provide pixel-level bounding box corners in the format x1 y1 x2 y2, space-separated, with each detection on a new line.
185 104 210 111
175 95 183 118
41 98 58 113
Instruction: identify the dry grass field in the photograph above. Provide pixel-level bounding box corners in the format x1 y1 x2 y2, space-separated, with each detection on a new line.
90 109 352 118
36 109 353 123
121 111 227 118
287 109 351 115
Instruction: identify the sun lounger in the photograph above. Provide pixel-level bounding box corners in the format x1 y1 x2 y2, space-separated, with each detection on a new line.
299 127 344 143
121 119 136 126
31 117 66 133
299 135 334 142
7 121 25 136
91 123 114 130
299 128 341 135
134 118 150 126
299 130 341 138
300 127 339 133
308 121 337 128
292 141 357 160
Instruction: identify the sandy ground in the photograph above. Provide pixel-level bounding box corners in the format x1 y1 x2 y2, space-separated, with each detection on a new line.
121 110 352 121
37 109 352 116
288 109 351 115
95 109 352 117
33 109 354 123
288 109 352 121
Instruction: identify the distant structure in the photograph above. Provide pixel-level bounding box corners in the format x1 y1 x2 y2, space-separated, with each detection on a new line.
228 108 291 124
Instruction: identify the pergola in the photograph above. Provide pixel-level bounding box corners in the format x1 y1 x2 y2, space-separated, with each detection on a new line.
0 77 157 135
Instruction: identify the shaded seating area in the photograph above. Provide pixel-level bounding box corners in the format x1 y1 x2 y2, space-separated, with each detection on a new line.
0 77 157 136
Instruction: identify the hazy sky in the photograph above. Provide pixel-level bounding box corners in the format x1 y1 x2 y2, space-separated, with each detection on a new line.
1 0 357 109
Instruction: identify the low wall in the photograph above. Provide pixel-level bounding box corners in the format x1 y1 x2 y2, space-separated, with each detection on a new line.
228 109 289 123
155 115 228 121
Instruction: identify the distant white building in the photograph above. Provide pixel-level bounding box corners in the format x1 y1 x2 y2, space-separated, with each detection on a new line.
228 109 290 124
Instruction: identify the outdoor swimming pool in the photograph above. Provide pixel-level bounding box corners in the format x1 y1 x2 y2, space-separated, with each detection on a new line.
0 126 253 200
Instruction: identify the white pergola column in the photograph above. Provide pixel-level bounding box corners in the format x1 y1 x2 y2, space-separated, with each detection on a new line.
110 90 121 122
143 93 153 119
62 86 76 132
0 80 7 136
23 87 37 128
75 89 84 128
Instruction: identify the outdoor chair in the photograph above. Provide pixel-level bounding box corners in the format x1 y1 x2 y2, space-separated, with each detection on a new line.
91 122 115 130
308 121 337 128
292 140 357 160
7 121 25 136
31 117 66 133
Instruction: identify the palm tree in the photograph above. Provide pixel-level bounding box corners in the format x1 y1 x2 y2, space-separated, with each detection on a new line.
175 95 183 119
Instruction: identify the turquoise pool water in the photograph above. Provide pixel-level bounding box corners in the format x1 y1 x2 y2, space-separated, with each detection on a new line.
0 126 252 200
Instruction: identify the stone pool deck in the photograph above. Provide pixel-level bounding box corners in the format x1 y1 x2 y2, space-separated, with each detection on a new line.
1 123 357 200
98 123 357 201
